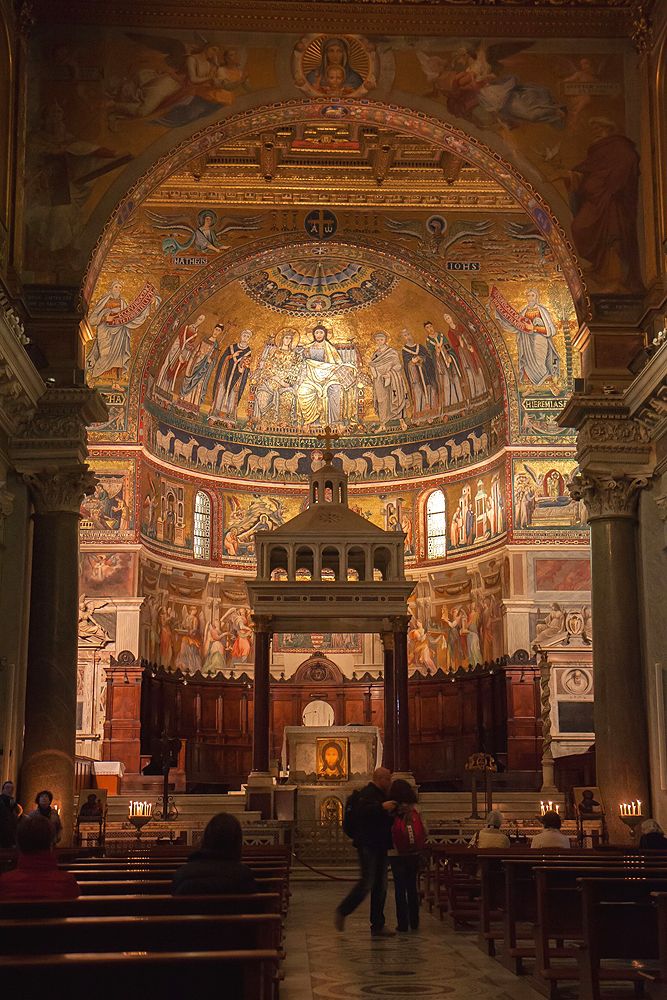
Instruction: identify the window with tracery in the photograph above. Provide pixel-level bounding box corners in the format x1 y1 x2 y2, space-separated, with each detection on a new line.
426 489 447 559
193 491 211 560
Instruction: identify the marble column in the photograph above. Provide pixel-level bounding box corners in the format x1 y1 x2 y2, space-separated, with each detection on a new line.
250 623 272 781
381 632 395 771
20 465 96 843
569 472 651 840
392 617 411 778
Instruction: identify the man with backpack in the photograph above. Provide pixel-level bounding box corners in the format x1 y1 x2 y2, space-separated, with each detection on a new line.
335 766 396 937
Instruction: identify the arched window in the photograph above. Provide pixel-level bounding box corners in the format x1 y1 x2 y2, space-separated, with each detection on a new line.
426 489 447 559
193 491 211 560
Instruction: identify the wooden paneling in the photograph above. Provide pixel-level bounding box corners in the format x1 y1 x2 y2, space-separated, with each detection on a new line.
138 660 541 789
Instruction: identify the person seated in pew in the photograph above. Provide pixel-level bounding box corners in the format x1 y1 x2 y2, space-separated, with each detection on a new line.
27 789 62 845
530 810 570 849
171 813 258 896
476 810 510 849
0 816 80 899
639 818 667 849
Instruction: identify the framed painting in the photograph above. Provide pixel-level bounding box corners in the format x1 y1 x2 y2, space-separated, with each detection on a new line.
573 786 604 817
77 788 107 820
316 737 349 781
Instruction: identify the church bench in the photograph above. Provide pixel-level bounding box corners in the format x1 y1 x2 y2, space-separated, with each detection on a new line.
533 865 667 998
503 859 667 978
0 949 280 999
0 911 283 958
576 876 667 1000
0 891 282 920
76 875 289 911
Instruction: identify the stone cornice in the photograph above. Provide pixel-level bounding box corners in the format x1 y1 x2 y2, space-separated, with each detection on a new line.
0 298 45 438
9 386 108 468
31 0 633 38
625 340 667 444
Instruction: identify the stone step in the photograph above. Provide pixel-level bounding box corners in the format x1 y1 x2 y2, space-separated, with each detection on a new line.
84 793 260 825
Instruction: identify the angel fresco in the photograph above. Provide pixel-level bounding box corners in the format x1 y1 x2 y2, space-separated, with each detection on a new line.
384 215 492 257
416 41 566 132
147 209 263 255
108 32 250 129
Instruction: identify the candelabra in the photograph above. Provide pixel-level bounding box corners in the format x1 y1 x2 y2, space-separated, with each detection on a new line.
128 801 153 841
619 800 643 837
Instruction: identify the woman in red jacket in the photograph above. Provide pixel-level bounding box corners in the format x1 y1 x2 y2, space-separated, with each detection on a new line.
0 815 80 899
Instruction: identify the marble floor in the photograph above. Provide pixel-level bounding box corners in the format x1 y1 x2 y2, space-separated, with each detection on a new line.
282 879 544 999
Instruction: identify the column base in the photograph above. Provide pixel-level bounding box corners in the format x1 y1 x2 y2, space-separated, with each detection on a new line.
246 772 274 821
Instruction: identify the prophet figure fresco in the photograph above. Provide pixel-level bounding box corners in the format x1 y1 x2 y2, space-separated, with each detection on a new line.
492 287 560 390
87 280 159 383
553 118 643 294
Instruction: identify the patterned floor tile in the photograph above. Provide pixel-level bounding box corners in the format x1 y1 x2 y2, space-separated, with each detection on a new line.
281 880 544 1000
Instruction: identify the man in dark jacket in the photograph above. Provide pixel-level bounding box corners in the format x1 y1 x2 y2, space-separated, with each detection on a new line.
171 812 257 895
335 767 396 936
0 780 20 848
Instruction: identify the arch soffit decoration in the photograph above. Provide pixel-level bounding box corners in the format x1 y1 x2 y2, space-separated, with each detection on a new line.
293 653 345 684
82 98 587 319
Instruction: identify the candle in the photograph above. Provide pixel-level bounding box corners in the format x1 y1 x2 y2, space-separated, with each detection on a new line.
128 801 152 818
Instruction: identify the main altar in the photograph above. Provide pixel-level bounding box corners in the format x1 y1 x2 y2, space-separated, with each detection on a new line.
282 724 381 823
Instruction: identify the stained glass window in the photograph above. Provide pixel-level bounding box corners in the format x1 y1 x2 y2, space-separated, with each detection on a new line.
193 491 211 560
427 489 447 559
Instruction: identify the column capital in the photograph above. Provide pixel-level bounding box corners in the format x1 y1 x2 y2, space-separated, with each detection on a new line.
250 614 274 635
568 470 652 521
23 465 97 515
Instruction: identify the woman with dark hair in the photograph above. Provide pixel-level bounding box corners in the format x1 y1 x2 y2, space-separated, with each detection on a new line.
388 779 427 932
27 790 62 846
171 813 258 895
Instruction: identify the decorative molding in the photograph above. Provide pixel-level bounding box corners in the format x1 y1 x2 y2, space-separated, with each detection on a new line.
0 484 15 546
30 0 635 40
567 471 651 521
23 465 97 515
631 0 653 52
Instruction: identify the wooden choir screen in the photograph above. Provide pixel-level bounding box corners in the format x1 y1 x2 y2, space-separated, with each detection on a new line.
139 659 541 791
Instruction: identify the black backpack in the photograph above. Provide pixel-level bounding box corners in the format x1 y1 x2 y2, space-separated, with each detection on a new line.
343 789 362 839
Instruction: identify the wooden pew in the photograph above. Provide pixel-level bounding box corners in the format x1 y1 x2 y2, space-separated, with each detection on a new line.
77 875 286 896
0 912 282 956
0 892 282 920
532 864 667 997
577 876 667 1000
0 949 280 1000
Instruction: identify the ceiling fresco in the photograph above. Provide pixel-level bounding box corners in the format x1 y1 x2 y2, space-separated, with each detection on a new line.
19 22 639 306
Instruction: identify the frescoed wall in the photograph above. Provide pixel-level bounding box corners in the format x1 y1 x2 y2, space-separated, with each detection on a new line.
79 457 136 543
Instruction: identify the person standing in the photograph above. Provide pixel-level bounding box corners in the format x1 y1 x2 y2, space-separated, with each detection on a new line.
336 767 396 937
28 790 63 846
388 779 427 932
0 780 21 848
